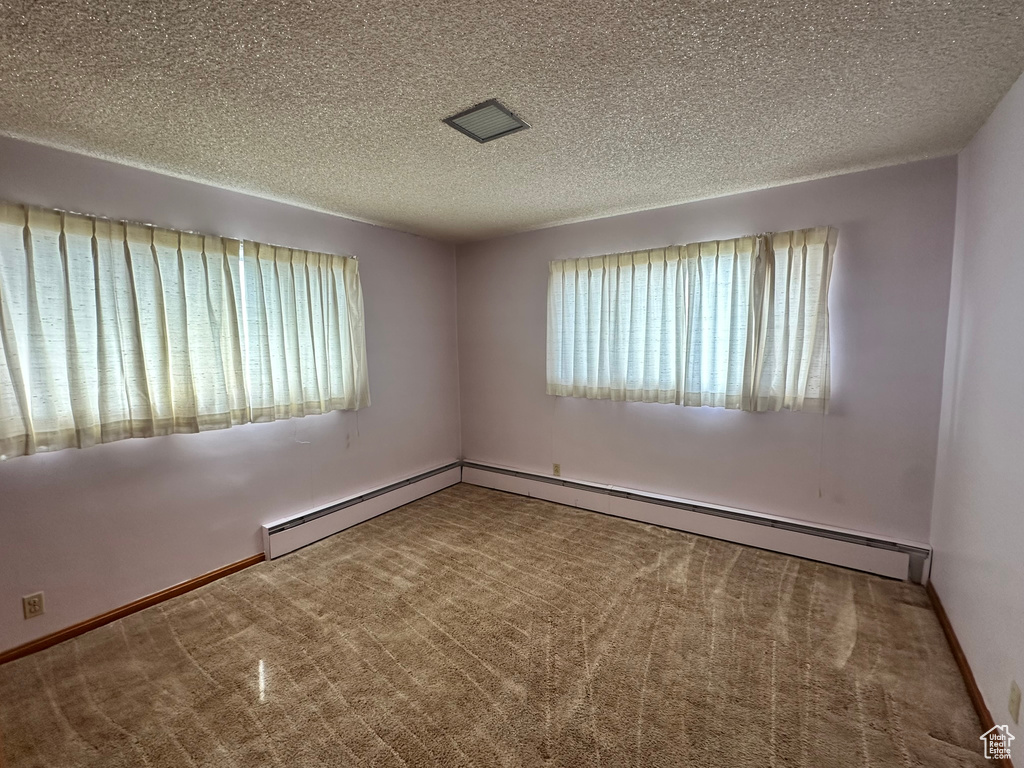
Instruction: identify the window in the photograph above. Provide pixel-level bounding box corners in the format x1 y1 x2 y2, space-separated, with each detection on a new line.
0 202 369 459
546 227 836 412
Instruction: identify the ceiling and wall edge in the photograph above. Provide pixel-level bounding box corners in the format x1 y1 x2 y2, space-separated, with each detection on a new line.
1 129 963 247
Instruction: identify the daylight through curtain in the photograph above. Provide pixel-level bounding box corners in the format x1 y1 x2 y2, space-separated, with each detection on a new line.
241 240 370 422
0 203 247 458
547 227 837 412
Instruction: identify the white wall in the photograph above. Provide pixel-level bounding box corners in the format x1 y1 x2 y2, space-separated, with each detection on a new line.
931 72 1024 726
457 159 958 544
0 137 461 653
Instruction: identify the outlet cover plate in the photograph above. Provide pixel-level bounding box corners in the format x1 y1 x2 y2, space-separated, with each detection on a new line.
552 463 561 477
22 592 44 619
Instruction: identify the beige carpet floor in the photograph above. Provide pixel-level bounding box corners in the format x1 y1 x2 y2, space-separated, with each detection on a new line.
0 483 986 767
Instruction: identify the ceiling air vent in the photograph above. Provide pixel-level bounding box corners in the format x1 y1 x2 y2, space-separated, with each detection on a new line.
443 99 530 143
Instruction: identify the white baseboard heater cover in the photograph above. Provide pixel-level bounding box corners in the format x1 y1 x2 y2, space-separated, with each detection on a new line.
461 461 930 582
262 463 462 559
260 459 929 582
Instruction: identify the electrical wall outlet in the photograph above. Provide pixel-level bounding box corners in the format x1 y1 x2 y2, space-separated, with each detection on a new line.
1010 680 1021 725
552 463 561 477
22 592 44 619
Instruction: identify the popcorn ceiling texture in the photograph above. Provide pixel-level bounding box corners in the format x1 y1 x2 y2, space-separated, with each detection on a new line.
0 0 1022 242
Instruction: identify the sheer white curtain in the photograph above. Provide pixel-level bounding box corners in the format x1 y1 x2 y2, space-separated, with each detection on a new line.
0 205 372 460
679 237 760 408
0 203 248 459
547 237 759 406
752 226 837 412
547 227 837 412
547 248 681 402
242 241 370 421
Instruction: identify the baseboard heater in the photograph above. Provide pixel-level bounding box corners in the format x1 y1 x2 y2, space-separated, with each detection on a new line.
262 462 462 559
262 459 929 583
461 461 930 583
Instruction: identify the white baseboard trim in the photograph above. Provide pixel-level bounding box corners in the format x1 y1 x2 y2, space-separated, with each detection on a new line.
461 461 930 582
262 463 462 559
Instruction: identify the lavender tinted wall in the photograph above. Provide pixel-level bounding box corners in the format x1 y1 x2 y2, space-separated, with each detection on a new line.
0 136 461 652
456 158 957 543
931 72 1024 726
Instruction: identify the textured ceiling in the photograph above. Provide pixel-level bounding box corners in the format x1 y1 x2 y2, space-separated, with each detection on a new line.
1 1 1023 242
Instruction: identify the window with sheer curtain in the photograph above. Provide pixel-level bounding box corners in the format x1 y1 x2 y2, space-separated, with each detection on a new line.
0 202 369 460
241 240 370 422
546 226 837 413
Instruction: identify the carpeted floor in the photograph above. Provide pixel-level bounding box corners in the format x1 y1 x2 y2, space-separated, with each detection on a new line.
0 483 986 767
